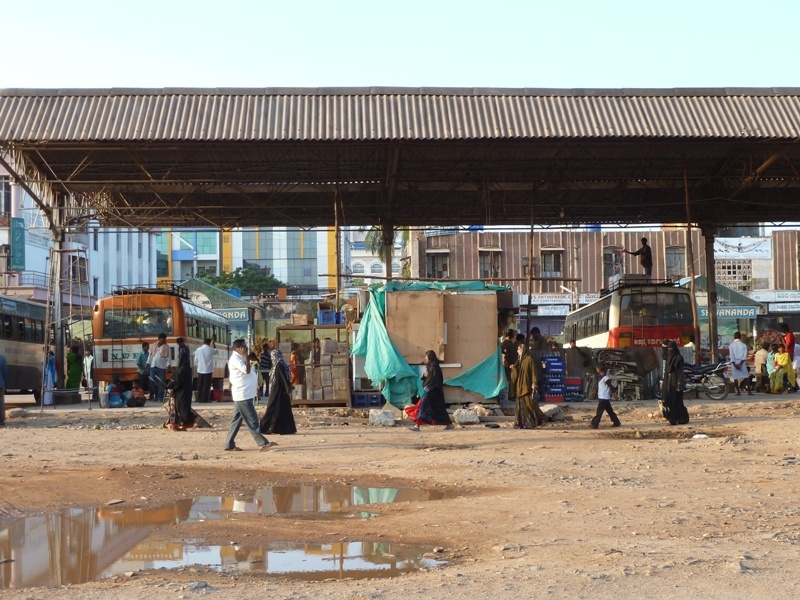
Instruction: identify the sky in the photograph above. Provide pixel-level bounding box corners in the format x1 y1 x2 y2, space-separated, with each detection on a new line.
2 0 799 90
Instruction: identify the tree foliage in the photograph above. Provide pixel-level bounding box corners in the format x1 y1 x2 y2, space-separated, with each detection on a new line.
198 267 287 295
362 226 409 266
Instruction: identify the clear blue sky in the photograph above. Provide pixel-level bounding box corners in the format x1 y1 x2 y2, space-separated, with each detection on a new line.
2 0 798 89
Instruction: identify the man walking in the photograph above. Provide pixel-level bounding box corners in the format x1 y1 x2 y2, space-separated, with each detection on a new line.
194 337 218 403
225 339 276 452
625 237 653 277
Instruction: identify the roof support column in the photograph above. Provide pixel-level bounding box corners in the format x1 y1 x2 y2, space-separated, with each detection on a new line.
382 223 393 282
683 170 701 364
382 145 400 282
702 225 719 363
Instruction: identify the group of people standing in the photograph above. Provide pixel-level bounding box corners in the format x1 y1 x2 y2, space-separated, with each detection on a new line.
752 324 798 394
500 327 549 430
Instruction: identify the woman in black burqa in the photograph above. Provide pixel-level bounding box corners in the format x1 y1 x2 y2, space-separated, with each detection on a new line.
260 348 297 435
409 350 454 431
661 340 690 425
169 337 196 430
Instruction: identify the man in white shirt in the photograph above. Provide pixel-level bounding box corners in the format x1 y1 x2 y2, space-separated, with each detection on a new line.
149 333 171 402
729 331 752 396
194 337 218 403
224 339 276 452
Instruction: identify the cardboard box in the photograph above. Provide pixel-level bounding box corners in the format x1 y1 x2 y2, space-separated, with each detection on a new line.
309 387 323 401
321 339 338 354
320 355 332 364
308 368 322 388
322 386 334 399
291 384 305 400
331 353 349 365
279 342 292 355
331 365 348 380
333 378 350 392
337 342 349 354
320 370 333 387
290 313 309 325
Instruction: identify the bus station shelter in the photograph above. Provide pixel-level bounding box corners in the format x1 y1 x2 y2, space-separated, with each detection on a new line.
3 86 800 359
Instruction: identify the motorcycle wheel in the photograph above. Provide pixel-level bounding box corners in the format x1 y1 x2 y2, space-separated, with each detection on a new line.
653 377 663 400
704 374 730 400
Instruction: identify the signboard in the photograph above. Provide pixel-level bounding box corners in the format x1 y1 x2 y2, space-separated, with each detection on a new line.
519 293 572 305
537 305 570 316
579 293 600 305
749 290 800 303
768 303 800 313
216 308 251 342
698 306 757 319
713 237 771 260
9 217 25 271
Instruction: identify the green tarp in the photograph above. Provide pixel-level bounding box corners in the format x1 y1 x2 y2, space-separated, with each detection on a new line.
350 281 509 408
445 344 508 399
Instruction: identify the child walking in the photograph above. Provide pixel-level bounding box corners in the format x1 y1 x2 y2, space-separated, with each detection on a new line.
590 363 621 429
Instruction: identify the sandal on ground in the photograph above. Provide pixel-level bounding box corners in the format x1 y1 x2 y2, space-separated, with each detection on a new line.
408 425 420 432
224 446 242 452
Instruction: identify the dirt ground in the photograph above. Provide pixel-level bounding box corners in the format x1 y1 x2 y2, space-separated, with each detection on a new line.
2 395 800 599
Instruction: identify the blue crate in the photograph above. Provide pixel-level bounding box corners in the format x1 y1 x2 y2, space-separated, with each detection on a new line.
317 310 336 325
352 393 383 408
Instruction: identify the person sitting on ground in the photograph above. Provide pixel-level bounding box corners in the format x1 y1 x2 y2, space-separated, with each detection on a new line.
128 381 146 407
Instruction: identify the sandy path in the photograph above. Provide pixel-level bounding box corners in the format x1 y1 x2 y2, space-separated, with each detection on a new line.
1 397 800 598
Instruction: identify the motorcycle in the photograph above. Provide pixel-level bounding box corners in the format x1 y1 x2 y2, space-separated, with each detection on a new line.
654 361 731 401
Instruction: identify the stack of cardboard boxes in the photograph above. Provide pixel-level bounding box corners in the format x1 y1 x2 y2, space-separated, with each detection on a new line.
307 339 350 401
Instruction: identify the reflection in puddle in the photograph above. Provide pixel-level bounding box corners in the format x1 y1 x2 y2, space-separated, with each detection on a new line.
110 538 443 581
0 485 447 588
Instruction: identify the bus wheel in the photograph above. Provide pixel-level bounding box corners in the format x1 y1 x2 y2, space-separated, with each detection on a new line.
33 388 41 403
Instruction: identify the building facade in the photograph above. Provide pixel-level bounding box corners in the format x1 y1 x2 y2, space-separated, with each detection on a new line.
156 227 351 297
411 227 797 342
0 169 157 305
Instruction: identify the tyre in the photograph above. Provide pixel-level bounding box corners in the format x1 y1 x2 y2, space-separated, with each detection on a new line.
703 374 729 400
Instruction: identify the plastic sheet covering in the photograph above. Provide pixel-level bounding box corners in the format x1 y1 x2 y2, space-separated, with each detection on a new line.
351 281 510 408
444 345 507 399
350 287 424 408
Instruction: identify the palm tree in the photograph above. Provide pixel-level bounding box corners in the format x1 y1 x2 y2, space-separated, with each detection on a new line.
362 226 409 273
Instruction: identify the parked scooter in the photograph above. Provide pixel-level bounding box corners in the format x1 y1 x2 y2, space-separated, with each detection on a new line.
654 361 731 401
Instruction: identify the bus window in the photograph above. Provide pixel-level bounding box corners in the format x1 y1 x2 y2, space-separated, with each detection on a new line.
23 318 33 341
1 314 10 338
35 320 44 343
15 317 24 340
620 293 693 327
103 308 174 337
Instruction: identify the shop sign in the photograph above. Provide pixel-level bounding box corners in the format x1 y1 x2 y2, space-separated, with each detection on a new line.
698 306 757 318
768 303 800 313
579 293 600 304
537 305 570 316
519 293 572 305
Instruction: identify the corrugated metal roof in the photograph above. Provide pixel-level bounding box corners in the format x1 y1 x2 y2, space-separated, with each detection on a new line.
2 88 800 142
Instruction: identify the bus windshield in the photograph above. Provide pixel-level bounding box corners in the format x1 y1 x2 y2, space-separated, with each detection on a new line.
103 308 174 337
619 292 692 327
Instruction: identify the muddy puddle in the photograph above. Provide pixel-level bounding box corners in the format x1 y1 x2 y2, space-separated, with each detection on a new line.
0 484 448 588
